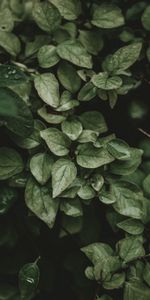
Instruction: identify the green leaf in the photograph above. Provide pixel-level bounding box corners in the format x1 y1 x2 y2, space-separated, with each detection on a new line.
60 215 82 237
50 0 81 20
0 185 17 214
57 40 93 68
52 159 77 197
78 82 97 102
0 65 27 87
40 128 71 156
143 262 150 287
34 73 60 108
141 5 150 31
32 0 61 33
38 105 66 124
30 153 54 185
117 236 145 263
107 139 131 160
143 174 150 197
103 43 142 74
78 184 95 200
91 4 124 29
124 281 150 300
79 111 108 134
0 88 33 137
61 118 83 141
38 45 60 68
57 62 81 93
0 147 24 180
110 148 143 175
0 8 14 32
25 177 60 228
91 174 104 192
0 31 21 56
81 242 113 265
60 198 83 217
91 72 122 90
103 272 125 290
111 181 145 219
56 91 79 112
117 218 144 235
78 130 98 143
79 30 104 55
19 262 40 300
76 144 114 169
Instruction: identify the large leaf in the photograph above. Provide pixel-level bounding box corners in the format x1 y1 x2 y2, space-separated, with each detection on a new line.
57 40 93 68
79 111 108 134
57 62 81 93
34 73 60 108
52 159 77 197
50 0 81 20
38 45 60 68
32 0 61 33
0 31 20 56
0 147 24 180
25 177 60 229
91 4 124 29
30 153 54 185
91 72 122 90
40 128 71 156
117 236 145 263
124 281 150 300
76 144 114 169
0 88 33 137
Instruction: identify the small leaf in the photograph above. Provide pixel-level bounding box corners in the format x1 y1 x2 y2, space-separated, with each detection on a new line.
0 147 24 180
57 61 81 93
61 118 83 141
40 128 71 156
107 139 131 160
0 185 17 214
60 198 83 217
78 82 97 102
38 45 60 68
38 106 66 124
30 153 54 185
25 177 60 228
103 272 125 290
91 4 124 29
141 5 150 31
0 31 21 56
79 111 108 134
91 72 122 90
34 73 60 108
19 262 40 300
0 65 27 87
117 218 144 235
52 159 77 197
79 30 104 55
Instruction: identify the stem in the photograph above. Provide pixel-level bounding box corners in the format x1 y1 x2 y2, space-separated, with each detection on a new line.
138 128 150 138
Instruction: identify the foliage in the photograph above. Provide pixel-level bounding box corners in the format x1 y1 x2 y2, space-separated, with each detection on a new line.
0 0 149 299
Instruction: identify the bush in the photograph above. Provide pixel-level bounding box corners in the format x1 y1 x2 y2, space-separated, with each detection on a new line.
0 0 150 299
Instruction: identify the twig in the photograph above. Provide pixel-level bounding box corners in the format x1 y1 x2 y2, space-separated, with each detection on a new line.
138 128 150 138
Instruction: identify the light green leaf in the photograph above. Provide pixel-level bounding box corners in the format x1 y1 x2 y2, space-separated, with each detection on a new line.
107 139 131 160
141 5 150 31
79 111 108 134
91 72 122 90
91 4 124 29
25 177 60 228
34 73 60 108
117 236 145 263
60 198 83 217
0 147 24 180
52 158 77 197
38 106 66 124
78 130 98 143
32 0 61 33
0 31 20 56
103 272 125 290
40 128 71 156
81 242 113 265
57 62 81 93
91 174 104 192
76 144 114 169
57 40 93 68
38 45 60 68
0 8 14 32
78 184 95 200
78 82 97 102
117 218 144 235
61 118 83 141
103 43 142 74
30 153 54 185
50 0 81 20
